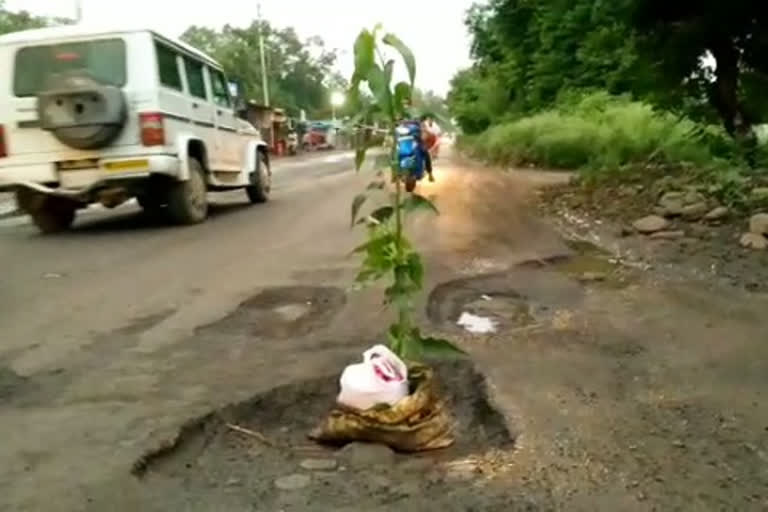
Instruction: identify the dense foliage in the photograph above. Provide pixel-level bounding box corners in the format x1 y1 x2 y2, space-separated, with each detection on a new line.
182 23 342 118
0 0 69 35
449 0 768 139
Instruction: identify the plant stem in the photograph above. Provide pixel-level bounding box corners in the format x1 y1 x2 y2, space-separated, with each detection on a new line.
391 119 410 349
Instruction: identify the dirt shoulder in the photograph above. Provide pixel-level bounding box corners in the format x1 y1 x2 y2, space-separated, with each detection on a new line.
537 178 768 293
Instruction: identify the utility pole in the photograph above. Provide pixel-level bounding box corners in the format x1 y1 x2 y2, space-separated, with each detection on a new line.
75 0 83 23
257 2 270 107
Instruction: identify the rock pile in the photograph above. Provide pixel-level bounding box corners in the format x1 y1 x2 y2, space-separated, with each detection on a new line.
741 213 768 250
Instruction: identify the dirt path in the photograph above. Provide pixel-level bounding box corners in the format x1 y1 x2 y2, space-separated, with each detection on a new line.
1 151 767 511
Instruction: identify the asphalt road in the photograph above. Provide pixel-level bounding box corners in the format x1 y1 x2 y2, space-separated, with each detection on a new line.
0 150 384 511
0 151 360 373
2 151 767 511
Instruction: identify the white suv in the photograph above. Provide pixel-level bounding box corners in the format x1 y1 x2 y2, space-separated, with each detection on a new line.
0 24 271 233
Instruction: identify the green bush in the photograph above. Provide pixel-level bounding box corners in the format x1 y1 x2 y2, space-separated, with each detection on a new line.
469 92 736 174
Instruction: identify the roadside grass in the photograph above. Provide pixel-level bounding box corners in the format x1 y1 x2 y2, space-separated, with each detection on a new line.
458 92 768 209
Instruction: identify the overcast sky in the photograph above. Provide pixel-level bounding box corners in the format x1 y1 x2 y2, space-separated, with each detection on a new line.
6 0 475 95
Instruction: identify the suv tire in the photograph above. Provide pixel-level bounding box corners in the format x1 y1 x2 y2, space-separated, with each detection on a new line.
167 158 208 224
246 152 271 203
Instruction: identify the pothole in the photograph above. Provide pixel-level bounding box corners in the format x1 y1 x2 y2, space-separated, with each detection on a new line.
132 360 518 510
196 286 346 339
428 269 585 333
531 239 633 289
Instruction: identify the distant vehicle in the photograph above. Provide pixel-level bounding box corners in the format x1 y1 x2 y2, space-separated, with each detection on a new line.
0 24 271 233
302 121 337 151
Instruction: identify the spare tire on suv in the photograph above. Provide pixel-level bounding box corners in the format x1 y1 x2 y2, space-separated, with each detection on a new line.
36 70 127 150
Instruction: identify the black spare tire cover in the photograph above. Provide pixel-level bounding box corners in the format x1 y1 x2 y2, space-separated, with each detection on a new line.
36 70 127 150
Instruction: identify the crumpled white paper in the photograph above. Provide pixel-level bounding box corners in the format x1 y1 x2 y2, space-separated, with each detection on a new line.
457 312 498 334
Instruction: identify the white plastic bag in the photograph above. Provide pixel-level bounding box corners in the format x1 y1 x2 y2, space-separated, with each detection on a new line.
336 345 409 411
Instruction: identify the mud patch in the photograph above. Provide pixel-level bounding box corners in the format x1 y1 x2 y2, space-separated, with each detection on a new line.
112 308 177 337
197 286 346 339
522 239 633 289
133 360 520 511
428 269 584 333
0 366 30 403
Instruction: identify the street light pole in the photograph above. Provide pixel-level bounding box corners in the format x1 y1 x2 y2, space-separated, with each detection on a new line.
257 2 270 107
75 0 82 23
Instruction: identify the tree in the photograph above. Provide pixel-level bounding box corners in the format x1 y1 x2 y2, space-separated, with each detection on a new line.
0 0 50 35
452 0 768 139
447 65 512 134
632 0 768 137
182 22 338 118
465 0 645 110
412 88 452 130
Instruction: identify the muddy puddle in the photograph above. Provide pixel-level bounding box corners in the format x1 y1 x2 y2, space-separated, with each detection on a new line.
132 360 519 511
428 265 584 335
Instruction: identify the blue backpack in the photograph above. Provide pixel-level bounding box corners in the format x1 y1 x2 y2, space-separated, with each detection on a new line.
395 120 425 177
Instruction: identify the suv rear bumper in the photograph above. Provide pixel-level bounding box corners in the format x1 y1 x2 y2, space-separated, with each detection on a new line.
0 155 181 196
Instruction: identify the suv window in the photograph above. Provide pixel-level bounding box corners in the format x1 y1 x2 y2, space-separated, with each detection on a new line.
155 42 181 91
14 39 126 97
184 57 207 100
210 69 232 109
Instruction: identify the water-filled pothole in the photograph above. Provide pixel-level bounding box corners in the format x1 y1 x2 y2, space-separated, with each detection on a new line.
196 286 346 339
541 239 632 289
133 361 517 510
428 269 585 333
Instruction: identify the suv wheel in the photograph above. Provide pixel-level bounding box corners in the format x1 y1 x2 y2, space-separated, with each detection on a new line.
246 153 271 203
167 158 208 224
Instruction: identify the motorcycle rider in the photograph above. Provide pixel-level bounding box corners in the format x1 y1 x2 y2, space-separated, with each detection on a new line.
420 115 437 182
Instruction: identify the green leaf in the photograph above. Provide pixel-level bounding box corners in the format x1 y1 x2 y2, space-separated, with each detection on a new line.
405 252 424 288
394 82 412 116
355 148 367 172
384 59 394 87
402 193 439 214
350 193 367 227
383 33 416 87
419 335 467 359
367 63 392 117
353 30 375 80
369 206 394 223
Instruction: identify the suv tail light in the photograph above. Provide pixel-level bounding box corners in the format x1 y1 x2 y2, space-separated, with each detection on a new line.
140 112 165 146
0 125 7 158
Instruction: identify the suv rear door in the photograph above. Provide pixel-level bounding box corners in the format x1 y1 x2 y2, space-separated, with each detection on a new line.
182 55 216 164
208 68 240 171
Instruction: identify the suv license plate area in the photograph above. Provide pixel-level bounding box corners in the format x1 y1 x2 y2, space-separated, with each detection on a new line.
57 158 99 171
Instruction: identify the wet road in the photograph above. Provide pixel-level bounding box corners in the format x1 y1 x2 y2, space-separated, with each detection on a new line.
0 151 379 510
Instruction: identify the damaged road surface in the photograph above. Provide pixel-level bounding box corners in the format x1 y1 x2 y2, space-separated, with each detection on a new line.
1 151 767 511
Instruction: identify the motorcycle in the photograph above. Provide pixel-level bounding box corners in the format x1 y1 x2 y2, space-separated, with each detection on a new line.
395 120 428 192
286 132 298 155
